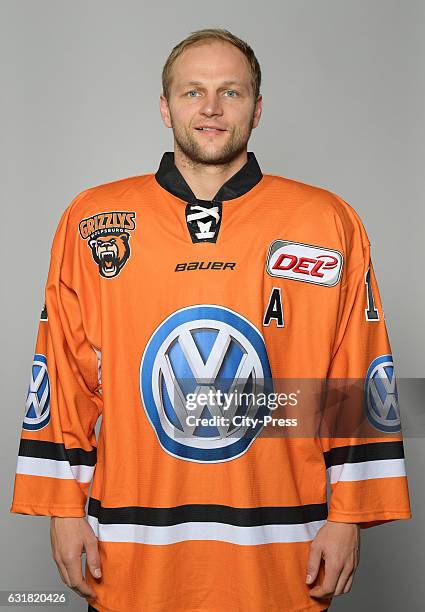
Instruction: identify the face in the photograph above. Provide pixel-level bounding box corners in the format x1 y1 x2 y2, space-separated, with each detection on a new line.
159 40 262 165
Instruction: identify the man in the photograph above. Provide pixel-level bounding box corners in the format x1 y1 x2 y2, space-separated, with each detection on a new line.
10 28 411 612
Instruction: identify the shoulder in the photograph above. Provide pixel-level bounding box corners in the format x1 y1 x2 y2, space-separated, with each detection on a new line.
50 173 153 255
66 173 155 220
263 172 370 247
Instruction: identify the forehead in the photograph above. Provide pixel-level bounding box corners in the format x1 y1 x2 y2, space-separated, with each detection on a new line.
172 40 251 85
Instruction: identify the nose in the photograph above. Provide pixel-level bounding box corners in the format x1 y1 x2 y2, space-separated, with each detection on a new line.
199 91 223 117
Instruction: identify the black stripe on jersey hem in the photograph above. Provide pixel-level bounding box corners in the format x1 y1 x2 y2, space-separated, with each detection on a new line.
87 498 328 527
19 439 97 466
323 441 405 469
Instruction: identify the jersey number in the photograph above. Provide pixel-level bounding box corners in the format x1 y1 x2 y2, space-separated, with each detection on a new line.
365 267 380 321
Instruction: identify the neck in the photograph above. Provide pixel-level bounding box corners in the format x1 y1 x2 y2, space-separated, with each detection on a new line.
173 145 248 201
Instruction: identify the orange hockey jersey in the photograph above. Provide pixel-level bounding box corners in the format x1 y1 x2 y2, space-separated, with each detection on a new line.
10 151 412 612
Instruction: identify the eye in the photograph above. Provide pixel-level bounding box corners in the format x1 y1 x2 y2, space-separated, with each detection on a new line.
186 90 200 97
224 90 239 97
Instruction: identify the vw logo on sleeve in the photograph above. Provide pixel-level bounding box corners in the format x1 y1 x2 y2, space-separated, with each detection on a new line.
140 305 273 462
23 353 51 431
364 354 401 433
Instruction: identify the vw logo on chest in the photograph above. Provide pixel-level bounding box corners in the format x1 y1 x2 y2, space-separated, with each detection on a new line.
139 305 273 462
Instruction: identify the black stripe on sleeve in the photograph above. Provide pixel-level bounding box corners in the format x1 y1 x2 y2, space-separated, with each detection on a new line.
18 439 97 466
87 497 328 527
323 440 405 469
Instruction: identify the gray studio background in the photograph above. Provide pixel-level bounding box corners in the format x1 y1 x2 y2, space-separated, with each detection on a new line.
1 1 424 610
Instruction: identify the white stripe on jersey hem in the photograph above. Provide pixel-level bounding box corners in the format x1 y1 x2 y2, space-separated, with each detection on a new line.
16 456 95 483
86 516 326 545
327 458 406 484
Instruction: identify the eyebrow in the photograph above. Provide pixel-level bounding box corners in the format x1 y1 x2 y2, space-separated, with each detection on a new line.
179 80 245 88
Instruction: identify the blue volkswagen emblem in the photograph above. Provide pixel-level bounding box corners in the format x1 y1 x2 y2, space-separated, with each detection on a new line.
23 353 51 431
365 354 401 433
140 305 273 462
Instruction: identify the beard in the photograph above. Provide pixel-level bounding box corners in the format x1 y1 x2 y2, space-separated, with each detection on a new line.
169 110 256 167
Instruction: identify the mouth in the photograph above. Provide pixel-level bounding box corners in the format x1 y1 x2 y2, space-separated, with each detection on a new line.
195 127 227 136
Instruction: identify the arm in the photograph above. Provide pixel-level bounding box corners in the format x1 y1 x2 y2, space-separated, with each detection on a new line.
10 193 103 600
307 198 412 600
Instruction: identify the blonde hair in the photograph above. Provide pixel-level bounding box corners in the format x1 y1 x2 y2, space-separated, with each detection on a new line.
162 28 261 100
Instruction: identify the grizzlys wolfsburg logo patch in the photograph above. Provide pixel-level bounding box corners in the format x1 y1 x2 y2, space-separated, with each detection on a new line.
78 211 136 278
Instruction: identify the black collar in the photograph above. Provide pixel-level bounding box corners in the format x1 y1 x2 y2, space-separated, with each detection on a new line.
154 151 263 203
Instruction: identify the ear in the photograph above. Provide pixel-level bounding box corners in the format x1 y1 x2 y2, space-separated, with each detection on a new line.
159 94 172 129
119 232 129 242
252 94 263 130
88 238 97 248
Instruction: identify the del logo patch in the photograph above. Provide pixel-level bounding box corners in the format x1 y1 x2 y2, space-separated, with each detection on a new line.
139 305 273 463
266 240 343 287
78 211 136 278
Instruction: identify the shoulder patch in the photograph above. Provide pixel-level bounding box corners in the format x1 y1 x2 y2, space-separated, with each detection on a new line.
78 211 137 278
266 240 343 287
